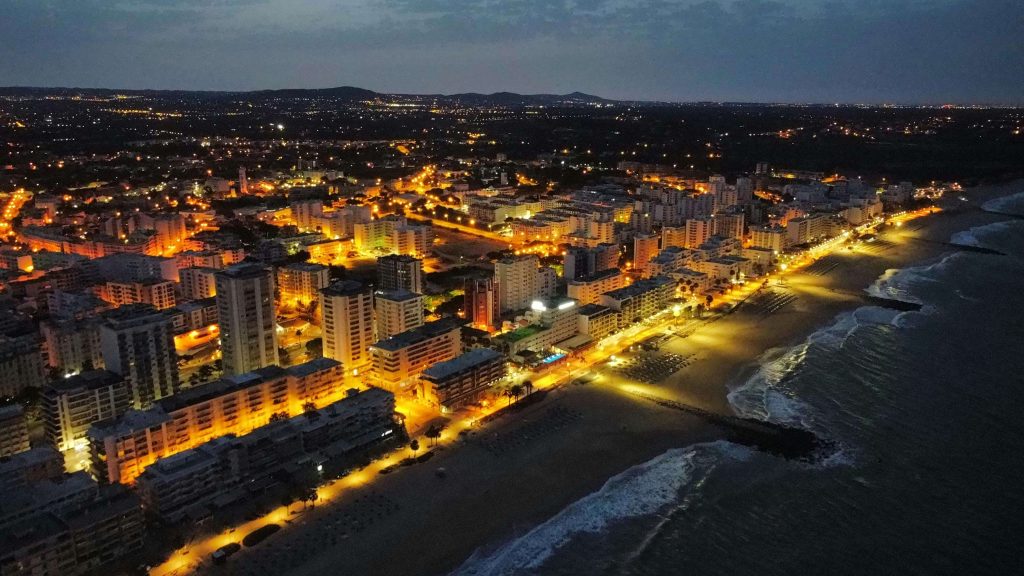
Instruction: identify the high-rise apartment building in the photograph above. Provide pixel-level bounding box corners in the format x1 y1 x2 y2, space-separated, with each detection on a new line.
685 217 714 248
377 255 424 294
215 263 279 376
276 262 331 307
99 304 179 409
321 280 375 375
464 277 500 332
633 233 660 273
374 290 425 340
494 254 541 313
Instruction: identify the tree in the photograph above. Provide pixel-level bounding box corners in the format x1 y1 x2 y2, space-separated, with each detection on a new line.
409 439 420 455
425 424 443 447
509 384 524 403
705 294 714 308
304 338 323 358
503 388 514 406
302 487 319 509
523 380 534 397
197 363 215 382
303 401 317 414
269 411 289 423
280 494 295 514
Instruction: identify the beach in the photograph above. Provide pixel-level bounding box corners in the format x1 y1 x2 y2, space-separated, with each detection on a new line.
210 185 1018 576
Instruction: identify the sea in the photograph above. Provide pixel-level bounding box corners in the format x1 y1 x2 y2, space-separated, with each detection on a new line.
452 188 1024 576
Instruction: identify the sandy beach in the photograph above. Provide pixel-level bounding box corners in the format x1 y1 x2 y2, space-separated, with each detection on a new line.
206 184 1020 576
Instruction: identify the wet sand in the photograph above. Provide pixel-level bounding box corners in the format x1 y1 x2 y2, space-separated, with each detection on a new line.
216 184 1020 576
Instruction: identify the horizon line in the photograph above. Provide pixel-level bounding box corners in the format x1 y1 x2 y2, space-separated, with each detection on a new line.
1 84 1021 109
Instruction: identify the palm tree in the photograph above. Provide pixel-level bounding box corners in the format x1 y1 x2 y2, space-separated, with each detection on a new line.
509 384 524 403
523 380 534 397
425 424 443 447
503 388 514 406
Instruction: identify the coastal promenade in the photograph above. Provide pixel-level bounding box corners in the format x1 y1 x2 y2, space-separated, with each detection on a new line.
153 195 1008 576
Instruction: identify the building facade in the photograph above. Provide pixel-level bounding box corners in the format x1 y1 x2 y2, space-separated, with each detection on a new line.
215 263 279 376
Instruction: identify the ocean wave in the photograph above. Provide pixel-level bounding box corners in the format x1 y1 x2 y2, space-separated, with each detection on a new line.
450 442 744 576
727 303 909 430
951 220 1023 254
865 252 960 306
981 189 1024 215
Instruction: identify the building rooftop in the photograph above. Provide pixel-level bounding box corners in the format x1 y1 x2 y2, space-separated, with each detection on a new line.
377 254 421 264
372 317 464 352
375 289 421 303
576 303 613 317
0 403 24 419
602 275 673 301
44 370 123 394
282 261 329 273
497 324 545 343
100 303 168 328
421 348 503 381
321 280 369 298
216 262 271 280
286 357 341 378
570 268 621 284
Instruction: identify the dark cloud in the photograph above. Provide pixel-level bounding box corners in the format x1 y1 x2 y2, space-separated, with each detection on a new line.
0 0 1020 104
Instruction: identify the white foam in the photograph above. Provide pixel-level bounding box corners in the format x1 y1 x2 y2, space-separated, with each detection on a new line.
450 442 743 576
982 189 1024 214
727 342 815 428
727 303 908 429
866 253 960 306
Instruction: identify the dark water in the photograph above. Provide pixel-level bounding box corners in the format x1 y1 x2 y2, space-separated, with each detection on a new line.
452 191 1024 576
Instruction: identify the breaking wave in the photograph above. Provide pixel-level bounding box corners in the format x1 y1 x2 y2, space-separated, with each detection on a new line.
450 442 746 576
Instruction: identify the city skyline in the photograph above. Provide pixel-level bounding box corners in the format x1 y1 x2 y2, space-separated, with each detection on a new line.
2 0 1023 105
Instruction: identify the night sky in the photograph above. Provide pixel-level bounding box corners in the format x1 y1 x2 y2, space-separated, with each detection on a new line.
2 0 1022 104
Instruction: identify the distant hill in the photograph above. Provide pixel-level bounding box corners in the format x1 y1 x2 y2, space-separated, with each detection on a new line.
0 85 623 106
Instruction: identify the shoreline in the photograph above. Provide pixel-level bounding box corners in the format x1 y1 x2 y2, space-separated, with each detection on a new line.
217 182 1023 576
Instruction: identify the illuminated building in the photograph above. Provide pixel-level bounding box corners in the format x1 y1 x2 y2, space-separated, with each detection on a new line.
661 226 687 249
97 279 176 310
99 304 179 410
40 318 104 376
135 387 395 523
576 303 619 342
567 269 625 306
599 276 674 325
786 214 830 246
633 233 659 274
369 317 463 391
563 243 618 281
374 290 424 340
215 263 279 376
494 254 543 313
464 277 499 331
493 298 578 359
87 358 344 485
418 348 505 413
321 280 375 375
179 266 218 300
276 262 330 307
712 211 746 240
684 217 714 248
750 225 786 253
94 252 178 283
377 255 423 294
43 371 131 454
